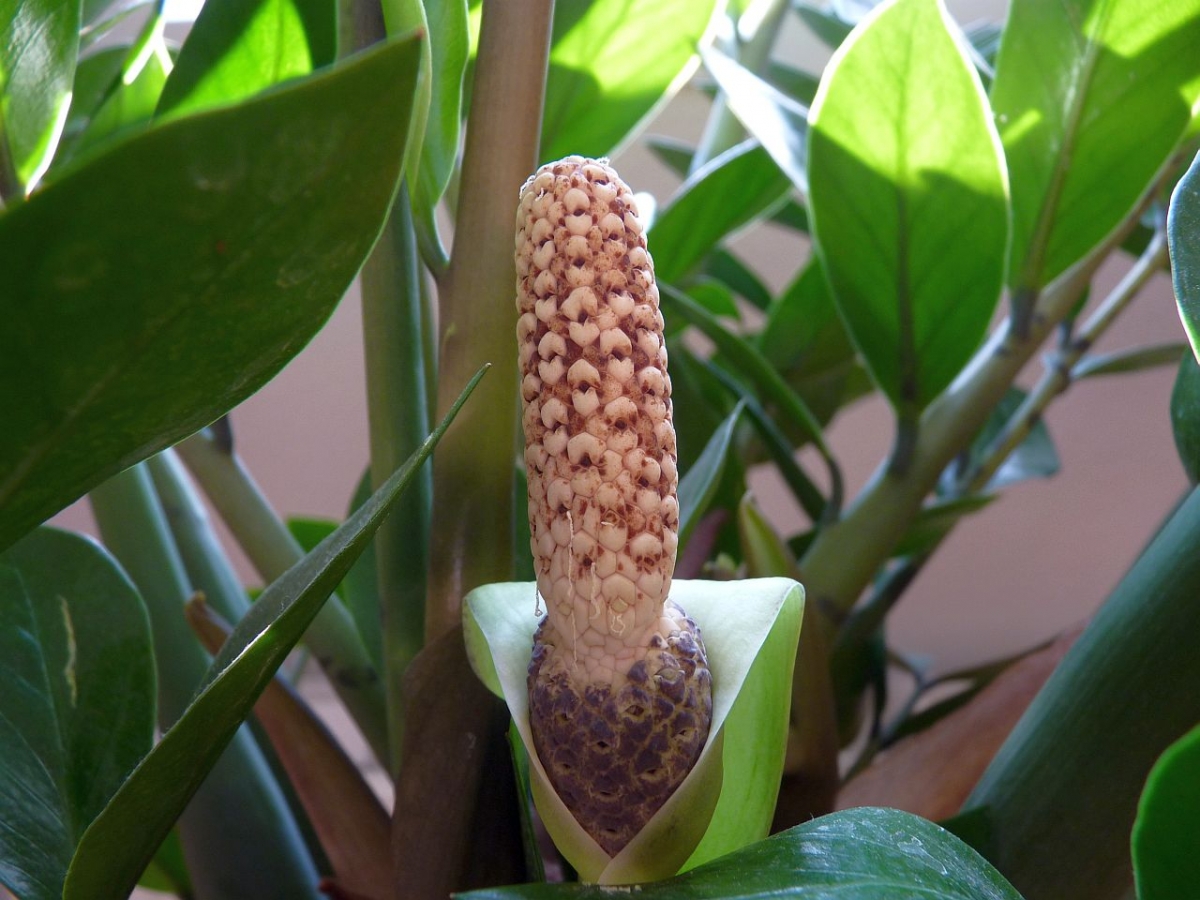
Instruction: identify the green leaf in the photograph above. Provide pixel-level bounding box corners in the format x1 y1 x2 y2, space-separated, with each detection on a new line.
340 472 385 668
157 0 337 119
795 1 855 49
54 46 126 166
1171 351 1200 484
759 256 853 376
680 279 740 323
1072 343 1189 380
994 0 1200 295
65 21 171 164
63 366 486 900
135 830 190 897
459 806 1022 898
893 494 996 558
411 0 468 214
702 48 809 194
651 140 793 283
1133 722 1200 900
464 578 803 884
542 0 719 162
765 61 821 108
808 0 1007 416
0 528 155 900
678 403 745 551
702 248 771 312
0 35 422 553
1170 150 1200 361
0 1 79 191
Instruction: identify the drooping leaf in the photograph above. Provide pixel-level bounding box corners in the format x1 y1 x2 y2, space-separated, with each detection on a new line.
702 48 809 194
678 403 745 551
463 577 804 884
0 35 422 553
156 0 337 119
0 529 155 900
1171 351 1200 484
1170 150 1200 361
459 807 1022 899
63 366 485 900
808 0 1007 416
651 141 792 283
1133 721 1200 900
0 1 80 190
994 0 1200 295
541 0 719 162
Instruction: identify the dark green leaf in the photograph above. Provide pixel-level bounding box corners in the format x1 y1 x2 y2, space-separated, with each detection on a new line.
541 0 719 162
157 0 337 119
765 61 821 107
1 1 80 190
1133 722 1200 900
759 256 850 375
460 807 1022 899
55 47 126 165
0 35 422 553
0 529 155 900
808 0 1007 415
63 366 485 900
994 0 1200 294
679 403 745 551
136 830 190 897
651 140 792 283
1171 351 1200 484
676 279 740 326
645 133 693 177
1170 149 1200 360
702 248 771 311
341 471 384 668
1072 343 1188 380
703 48 808 194
794 1 854 49
966 485 1200 899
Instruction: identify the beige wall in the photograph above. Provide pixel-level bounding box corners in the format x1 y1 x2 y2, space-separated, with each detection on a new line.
53 0 1191 676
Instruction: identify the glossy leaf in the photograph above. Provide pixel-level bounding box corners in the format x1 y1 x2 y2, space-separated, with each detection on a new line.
678 403 745 551
464 578 803 884
1171 351 1200 484
1133 722 1200 900
994 0 1200 294
541 0 719 162
808 0 1007 416
703 48 809 194
0 35 422 553
0 1 79 190
157 0 337 119
651 140 792 283
460 807 1022 899
1170 150 1200 361
63 367 485 900
0 529 155 900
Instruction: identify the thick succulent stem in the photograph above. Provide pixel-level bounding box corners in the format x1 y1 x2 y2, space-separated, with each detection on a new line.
515 156 712 855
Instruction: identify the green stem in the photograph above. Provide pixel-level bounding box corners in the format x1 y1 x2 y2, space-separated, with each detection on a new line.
360 182 433 772
691 0 790 175
797 183 1158 631
965 228 1169 494
964 487 1200 900
0 116 22 206
90 465 322 900
426 0 553 640
175 429 390 767
148 449 251 626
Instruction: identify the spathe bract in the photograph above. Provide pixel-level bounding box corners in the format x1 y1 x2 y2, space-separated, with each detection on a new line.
464 577 804 884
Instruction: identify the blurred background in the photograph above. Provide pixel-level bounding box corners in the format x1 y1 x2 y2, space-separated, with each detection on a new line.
52 0 1190 681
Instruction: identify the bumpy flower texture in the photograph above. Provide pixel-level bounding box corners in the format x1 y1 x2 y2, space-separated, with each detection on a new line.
514 156 714 855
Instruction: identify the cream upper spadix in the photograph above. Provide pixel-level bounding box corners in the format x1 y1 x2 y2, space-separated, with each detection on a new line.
515 156 680 686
